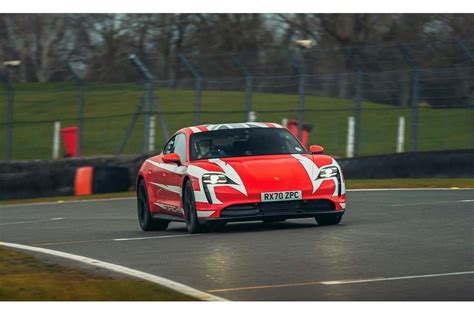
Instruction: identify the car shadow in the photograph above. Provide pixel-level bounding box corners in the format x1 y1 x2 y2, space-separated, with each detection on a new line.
167 219 346 235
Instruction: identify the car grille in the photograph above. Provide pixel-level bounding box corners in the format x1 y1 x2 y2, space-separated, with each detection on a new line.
220 199 335 217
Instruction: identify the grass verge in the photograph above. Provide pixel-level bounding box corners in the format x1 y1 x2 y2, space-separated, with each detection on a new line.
0 246 197 301
0 83 471 160
0 178 472 206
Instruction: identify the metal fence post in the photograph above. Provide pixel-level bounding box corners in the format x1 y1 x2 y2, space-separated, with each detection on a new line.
129 54 154 153
77 83 85 154
67 63 85 156
399 43 420 151
353 70 363 156
179 54 202 125
297 51 305 140
233 57 253 121
454 38 474 148
411 68 420 151
455 37 474 63
2 71 15 161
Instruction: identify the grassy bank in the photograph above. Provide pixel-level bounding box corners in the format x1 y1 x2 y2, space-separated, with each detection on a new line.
0 246 197 301
0 83 471 160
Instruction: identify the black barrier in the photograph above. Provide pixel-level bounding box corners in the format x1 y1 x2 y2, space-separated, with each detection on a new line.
92 166 131 194
337 149 474 179
0 150 472 200
0 155 144 200
0 169 76 200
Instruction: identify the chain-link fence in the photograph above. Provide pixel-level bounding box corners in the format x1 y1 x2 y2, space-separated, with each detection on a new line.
1 38 473 161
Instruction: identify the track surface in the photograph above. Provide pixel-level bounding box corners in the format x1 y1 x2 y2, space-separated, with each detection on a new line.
1 190 473 301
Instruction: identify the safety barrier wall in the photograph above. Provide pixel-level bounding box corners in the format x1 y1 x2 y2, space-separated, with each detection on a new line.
0 149 472 200
337 149 474 179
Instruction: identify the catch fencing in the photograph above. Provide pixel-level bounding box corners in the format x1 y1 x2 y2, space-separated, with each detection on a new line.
0 38 473 161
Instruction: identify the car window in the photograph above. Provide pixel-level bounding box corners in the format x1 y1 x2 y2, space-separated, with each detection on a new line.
190 128 306 160
163 135 177 154
174 133 187 163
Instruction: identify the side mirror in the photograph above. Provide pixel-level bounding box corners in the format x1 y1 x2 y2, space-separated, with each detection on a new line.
309 145 324 154
162 153 181 165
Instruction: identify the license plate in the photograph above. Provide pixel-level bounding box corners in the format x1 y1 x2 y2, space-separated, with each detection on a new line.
261 191 302 202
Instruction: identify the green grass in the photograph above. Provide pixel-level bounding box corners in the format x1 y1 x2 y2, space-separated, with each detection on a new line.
0 82 472 160
0 246 197 301
0 178 472 206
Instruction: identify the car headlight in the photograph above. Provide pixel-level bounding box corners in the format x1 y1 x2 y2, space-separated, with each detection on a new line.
202 173 228 184
317 166 339 179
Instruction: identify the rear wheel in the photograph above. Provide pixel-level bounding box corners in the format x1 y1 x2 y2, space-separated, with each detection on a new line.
315 214 342 226
137 180 169 231
184 180 202 234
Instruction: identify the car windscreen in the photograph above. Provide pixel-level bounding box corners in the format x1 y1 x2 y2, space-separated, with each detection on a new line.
190 127 306 160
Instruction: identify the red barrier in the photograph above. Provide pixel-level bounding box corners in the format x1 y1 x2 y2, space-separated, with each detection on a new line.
74 166 93 196
286 120 313 148
60 126 78 157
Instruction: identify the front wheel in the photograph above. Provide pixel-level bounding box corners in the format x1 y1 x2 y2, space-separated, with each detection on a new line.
183 180 202 234
315 214 342 226
137 180 169 231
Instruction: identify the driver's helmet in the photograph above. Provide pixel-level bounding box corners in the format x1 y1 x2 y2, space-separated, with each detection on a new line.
197 140 211 156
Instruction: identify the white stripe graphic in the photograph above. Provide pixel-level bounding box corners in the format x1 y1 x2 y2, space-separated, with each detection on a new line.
189 126 201 133
197 210 216 218
291 154 320 193
145 159 186 175
150 182 182 196
208 159 247 196
154 202 185 216
0 241 225 301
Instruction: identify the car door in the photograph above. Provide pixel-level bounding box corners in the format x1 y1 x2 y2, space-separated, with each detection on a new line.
147 135 176 215
161 132 187 218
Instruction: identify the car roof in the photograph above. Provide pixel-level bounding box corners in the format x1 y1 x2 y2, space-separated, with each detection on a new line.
178 122 285 135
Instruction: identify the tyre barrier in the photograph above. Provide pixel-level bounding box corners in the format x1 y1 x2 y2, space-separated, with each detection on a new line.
0 149 472 200
0 165 131 200
337 149 474 179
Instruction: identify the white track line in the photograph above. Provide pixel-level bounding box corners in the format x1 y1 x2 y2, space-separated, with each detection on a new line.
34 234 202 246
0 241 226 301
0 217 64 226
0 197 134 209
207 271 474 293
113 234 202 241
391 200 474 207
321 271 474 285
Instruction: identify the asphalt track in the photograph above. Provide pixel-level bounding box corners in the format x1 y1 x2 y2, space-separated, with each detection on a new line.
1 189 473 301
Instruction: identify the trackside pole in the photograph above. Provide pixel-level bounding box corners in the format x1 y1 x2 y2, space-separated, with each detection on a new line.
52 121 61 159
346 116 355 158
248 111 256 122
396 116 406 153
149 115 155 153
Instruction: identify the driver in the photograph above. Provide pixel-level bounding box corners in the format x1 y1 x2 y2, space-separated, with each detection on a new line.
196 140 211 159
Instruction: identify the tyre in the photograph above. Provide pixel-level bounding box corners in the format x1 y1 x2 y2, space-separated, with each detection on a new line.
183 180 202 234
137 180 170 231
315 214 342 226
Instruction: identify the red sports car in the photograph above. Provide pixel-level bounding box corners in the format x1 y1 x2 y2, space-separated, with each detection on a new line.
136 122 346 233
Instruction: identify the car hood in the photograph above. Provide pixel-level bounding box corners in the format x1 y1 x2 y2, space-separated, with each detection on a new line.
191 154 334 193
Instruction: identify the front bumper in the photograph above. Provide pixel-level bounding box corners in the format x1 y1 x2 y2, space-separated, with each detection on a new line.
201 199 344 223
